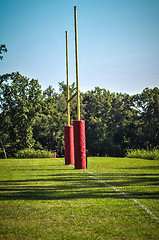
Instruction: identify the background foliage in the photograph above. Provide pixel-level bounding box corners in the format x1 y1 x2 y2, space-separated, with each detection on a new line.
0 72 159 158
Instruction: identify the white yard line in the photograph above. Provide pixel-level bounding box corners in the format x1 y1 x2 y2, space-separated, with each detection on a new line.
58 158 66 164
85 169 159 223
58 159 159 223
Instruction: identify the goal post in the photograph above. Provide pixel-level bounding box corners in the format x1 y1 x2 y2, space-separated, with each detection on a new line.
64 6 87 169
73 6 86 169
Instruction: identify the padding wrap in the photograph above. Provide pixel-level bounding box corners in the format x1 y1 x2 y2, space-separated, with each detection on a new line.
64 125 74 165
73 120 86 169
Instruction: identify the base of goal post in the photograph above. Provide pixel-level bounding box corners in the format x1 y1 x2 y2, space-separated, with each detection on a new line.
73 120 86 169
64 125 75 165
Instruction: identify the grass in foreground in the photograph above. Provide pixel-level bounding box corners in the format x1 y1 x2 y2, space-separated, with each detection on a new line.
0 157 159 240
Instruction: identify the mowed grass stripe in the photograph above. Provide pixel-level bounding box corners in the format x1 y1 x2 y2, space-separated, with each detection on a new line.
85 169 159 223
0 157 159 240
59 158 159 223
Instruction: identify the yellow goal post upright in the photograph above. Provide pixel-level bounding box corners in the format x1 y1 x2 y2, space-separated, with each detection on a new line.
64 31 74 165
66 31 70 126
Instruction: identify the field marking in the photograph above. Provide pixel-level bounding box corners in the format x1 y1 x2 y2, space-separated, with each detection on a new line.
57 159 159 223
85 170 159 223
58 158 66 164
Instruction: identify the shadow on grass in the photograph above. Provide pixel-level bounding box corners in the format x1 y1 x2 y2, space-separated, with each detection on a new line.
0 170 159 201
95 173 159 186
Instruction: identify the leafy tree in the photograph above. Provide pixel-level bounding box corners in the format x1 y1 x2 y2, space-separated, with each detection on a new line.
108 93 138 155
33 85 67 156
82 87 152 157
82 87 113 156
0 70 158 158
132 87 159 149
33 82 82 156
0 72 42 154
0 44 7 60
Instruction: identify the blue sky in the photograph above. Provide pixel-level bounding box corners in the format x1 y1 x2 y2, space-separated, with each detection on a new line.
0 0 159 94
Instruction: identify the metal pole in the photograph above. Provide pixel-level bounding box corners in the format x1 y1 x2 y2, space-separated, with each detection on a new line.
66 31 70 126
74 6 80 121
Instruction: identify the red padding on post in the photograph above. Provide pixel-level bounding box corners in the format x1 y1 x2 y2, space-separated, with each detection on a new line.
73 120 86 169
64 125 74 165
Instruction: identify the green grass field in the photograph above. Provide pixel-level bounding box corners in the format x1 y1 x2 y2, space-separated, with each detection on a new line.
0 157 159 240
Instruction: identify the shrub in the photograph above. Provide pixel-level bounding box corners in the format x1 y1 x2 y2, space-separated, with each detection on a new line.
126 149 159 160
15 148 53 158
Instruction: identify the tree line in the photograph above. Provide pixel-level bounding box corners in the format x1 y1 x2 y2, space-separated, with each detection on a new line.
0 72 159 158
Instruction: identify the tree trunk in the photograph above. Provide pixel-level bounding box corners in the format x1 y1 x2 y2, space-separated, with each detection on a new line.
0 136 7 159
